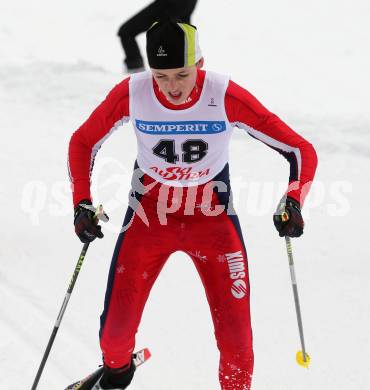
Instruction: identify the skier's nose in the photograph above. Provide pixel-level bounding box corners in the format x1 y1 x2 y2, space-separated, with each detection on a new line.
168 78 179 91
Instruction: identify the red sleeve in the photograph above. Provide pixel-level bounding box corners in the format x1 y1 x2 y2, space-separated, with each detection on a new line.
225 80 318 206
68 77 131 207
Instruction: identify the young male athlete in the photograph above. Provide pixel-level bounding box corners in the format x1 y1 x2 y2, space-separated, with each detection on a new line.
68 20 318 390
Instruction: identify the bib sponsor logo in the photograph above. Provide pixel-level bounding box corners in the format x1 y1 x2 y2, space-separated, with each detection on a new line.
136 120 226 134
225 250 247 299
208 97 217 107
150 166 210 181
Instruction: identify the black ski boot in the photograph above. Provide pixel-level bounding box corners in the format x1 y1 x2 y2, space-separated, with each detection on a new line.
65 348 151 390
100 362 136 389
65 361 135 390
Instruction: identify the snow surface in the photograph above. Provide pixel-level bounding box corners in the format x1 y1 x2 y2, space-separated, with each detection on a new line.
1 0 370 389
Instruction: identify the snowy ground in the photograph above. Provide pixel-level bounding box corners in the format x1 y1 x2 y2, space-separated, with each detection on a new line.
1 0 370 389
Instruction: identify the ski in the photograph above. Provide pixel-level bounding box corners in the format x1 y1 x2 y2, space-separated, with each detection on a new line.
65 348 151 390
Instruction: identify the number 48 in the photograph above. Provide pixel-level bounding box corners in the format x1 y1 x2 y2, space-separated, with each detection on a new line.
152 139 208 164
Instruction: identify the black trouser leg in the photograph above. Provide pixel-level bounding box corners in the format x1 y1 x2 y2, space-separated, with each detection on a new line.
165 0 198 23
118 1 164 69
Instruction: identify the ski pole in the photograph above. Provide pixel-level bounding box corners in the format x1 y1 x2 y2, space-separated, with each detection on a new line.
31 242 90 390
31 205 107 389
283 230 311 368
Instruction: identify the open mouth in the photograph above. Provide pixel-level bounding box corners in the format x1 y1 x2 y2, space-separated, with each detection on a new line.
169 91 182 101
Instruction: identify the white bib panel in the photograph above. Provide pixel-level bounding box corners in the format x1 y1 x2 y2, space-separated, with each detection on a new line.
129 70 233 186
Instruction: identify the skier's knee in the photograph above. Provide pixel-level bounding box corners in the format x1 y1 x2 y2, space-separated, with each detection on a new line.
118 23 131 39
219 343 253 360
216 332 253 362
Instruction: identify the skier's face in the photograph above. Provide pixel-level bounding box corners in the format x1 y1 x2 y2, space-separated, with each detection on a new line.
151 65 198 105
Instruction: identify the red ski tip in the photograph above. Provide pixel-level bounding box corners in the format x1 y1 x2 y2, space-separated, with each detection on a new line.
143 348 151 360
133 347 152 367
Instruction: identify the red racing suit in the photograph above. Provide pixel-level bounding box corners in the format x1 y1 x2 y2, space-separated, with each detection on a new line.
68 69 317 389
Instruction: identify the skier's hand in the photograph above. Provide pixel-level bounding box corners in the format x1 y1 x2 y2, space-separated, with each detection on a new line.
273 197 304 237
74 200 109 243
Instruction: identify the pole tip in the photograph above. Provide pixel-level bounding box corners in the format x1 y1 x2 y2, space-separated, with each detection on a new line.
296 350 311 368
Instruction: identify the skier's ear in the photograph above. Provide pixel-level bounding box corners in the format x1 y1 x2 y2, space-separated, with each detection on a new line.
196 57 204 69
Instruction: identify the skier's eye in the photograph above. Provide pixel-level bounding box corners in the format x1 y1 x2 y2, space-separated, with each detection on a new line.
178 74 188 78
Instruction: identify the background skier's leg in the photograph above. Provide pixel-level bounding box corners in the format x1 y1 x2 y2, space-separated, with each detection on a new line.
117 1 164 70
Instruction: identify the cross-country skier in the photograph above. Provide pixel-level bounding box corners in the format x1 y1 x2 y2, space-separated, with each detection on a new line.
68 20 318 389
117 0 198 72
